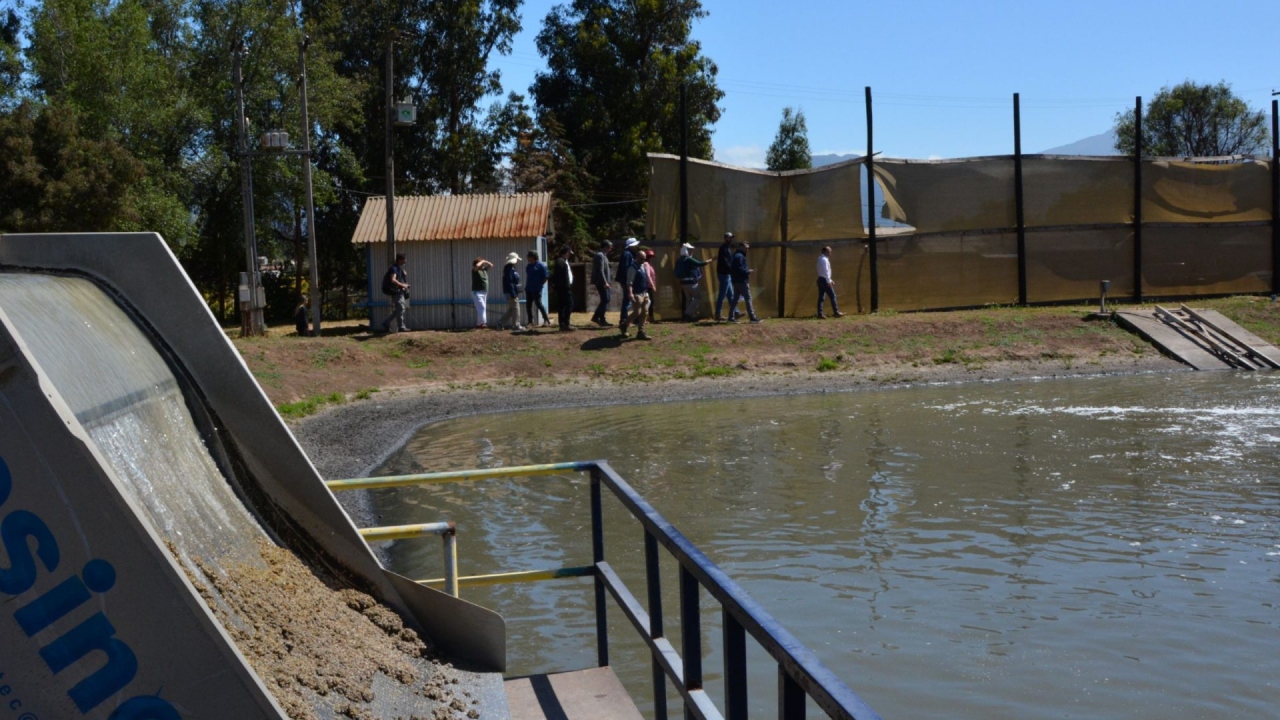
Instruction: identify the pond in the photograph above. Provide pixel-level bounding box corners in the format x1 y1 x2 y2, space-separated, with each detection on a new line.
373 372 1279 718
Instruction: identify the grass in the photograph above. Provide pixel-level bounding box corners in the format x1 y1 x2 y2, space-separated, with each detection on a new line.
277 391 346 419
816 356 840 372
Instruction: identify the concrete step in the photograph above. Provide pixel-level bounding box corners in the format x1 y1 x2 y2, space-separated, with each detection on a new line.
505 667 644 720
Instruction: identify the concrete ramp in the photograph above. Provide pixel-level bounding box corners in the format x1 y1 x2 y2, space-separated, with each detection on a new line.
0 233 507 718
1115 306 1280 371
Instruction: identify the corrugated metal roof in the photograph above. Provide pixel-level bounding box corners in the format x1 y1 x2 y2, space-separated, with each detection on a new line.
351 192 553 243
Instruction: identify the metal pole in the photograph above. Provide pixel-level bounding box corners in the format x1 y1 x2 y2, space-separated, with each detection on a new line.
723 610 747 720
590 467 608 668
1133 96 1143 303
1271 99 1279 297
1014 92 1027 306
866 86 878 312
679 566 702 720
385 37 397 268
778 177 788 317
443 531 458 598
299 37 321 336
234 45 262 337
645 530 667 718
679 82 689 246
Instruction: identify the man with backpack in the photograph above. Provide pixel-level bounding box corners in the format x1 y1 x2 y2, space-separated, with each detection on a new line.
674 242 710 321
619 246 653 340
380 252 410 333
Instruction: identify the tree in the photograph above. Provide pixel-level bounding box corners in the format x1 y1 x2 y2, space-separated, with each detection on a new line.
0 101 146 233
532 0 723 236
766 106 810 171
502 93 595 253
26 0 204 246
0 6 21 106
1114 81 1270 157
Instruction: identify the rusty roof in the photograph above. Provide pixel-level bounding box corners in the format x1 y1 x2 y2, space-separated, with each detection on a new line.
351 192 553 243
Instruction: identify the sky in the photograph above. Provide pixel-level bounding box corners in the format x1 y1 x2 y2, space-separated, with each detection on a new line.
490 0 1280 166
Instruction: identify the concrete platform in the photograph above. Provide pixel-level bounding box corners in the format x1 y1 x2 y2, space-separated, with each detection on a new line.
505 667 644 720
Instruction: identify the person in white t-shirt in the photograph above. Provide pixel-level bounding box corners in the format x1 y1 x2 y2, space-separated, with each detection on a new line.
816 246 843 318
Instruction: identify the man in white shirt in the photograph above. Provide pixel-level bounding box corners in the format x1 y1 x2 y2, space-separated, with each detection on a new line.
816 246 843 318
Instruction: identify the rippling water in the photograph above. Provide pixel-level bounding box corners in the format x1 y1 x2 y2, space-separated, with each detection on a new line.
375 372 1280 718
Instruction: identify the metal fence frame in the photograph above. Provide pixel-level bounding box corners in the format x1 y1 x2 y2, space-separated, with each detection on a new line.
328 460 882 720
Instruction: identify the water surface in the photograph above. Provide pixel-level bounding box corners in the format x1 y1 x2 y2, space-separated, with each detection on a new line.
376 372 1280 718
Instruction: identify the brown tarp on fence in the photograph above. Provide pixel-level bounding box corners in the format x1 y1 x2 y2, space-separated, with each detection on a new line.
1142 159 1271 223
649 153 1275 315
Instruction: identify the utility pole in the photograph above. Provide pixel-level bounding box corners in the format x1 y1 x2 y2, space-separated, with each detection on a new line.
233 43 264 336
299 36 321 336
384 36 397 267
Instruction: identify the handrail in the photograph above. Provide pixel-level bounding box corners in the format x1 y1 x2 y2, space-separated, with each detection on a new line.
332 461 881 720
358 521 459 597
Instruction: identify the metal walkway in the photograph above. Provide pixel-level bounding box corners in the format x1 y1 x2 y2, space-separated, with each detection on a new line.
1115 306 1280 371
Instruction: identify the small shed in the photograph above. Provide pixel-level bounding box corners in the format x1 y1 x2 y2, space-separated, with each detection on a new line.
353 193 553 330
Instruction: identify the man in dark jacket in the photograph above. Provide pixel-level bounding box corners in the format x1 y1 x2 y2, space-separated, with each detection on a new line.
500 252 524 331
524 250 549 329
729 241 761 323
590 239 613 326
552 245 575 331
380 252 410 333
715 232 736 322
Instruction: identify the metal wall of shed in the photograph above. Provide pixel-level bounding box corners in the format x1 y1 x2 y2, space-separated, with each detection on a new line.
352 194 553 244
368 238 543 330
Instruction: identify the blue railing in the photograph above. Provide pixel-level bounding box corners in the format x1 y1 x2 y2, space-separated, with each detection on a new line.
328 460 882 720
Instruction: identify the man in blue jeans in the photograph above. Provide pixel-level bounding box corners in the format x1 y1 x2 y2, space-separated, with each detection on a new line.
728 240 761 323
714 231 736 322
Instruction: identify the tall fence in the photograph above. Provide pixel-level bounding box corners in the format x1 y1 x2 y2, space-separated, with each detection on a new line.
644 97 1280 318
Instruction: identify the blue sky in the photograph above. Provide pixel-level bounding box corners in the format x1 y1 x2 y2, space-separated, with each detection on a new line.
491 0 1280 165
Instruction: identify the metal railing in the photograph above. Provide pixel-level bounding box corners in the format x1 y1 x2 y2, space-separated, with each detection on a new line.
328 461 882 720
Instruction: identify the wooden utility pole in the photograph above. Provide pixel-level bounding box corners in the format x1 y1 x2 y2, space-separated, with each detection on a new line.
299 36 321 336
385 37 397 268
233 43 264 337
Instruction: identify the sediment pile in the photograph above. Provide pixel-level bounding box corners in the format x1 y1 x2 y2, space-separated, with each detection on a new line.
185 540 474 720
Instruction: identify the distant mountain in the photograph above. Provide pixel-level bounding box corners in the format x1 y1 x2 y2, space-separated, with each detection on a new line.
1040 129 1119 155
811 153 859 167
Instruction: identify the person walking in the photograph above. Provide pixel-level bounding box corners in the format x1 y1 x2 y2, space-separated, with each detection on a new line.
380 252 411 333
590 239 613 326
471 257 493 329
645 249 659 323
617 237 639 326
294 296 310 336
552 245 575 331
714 232 736 322
501 252 525 331
524 250 550 329
729 241 761 324
620 246 653 340
675 243 710 321
816 245 844 318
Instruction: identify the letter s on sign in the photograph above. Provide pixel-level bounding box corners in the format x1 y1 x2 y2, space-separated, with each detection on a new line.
0 510 61 596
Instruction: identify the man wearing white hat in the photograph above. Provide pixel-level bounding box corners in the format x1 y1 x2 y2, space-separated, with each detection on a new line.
500 252 525 331
674 242 710 321
617 238 640 325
